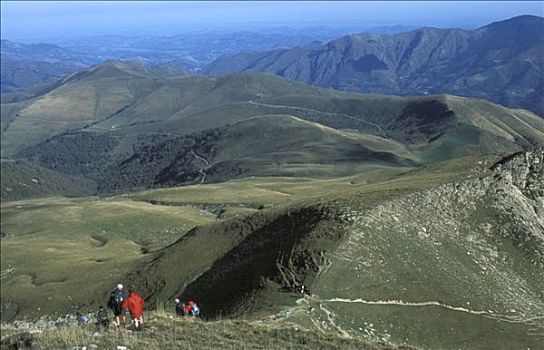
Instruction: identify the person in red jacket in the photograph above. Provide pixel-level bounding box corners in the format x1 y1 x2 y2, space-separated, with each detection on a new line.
121 288 145 329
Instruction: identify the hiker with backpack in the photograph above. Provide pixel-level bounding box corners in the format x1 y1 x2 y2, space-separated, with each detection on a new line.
96 306 110 332
108 283 128 327
122 288 145 329
175 298 185 317
185 300 200 318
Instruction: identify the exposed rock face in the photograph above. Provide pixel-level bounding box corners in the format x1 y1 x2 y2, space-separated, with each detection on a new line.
298 148 543 348
331 147 543 315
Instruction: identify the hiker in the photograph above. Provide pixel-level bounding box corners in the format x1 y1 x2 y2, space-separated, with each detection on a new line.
122 288 145 329
185 300 200 318
96 306 110 332
175 298 185 317
76 312 90 325
108 283 128 327
299 284 312 296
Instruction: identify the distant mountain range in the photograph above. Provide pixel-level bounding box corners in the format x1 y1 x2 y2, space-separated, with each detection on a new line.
3 17 542 114
0 28 342 90
0 39 98 65
0 40 193 92
2 61 542 198
33 26 417 66
0 40 94 92
0 58 81 92
204 15 544 115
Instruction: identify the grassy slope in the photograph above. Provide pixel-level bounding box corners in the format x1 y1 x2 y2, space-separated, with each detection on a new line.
2 151 542 349
124 157 481 300
0 166 417 322
0 159 96 200
1 312 413 350
1 170 398 322
308 166 544 348
2 69 542 164
209 115 416 178
132 169 408 207
0 196 216 320
13 114 416 196
127 150 544 350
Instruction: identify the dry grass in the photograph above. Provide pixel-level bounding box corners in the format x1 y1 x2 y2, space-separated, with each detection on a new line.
2 311 413 350
0 197 216 319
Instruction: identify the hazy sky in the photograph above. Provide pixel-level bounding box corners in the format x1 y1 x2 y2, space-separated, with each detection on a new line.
2 1 543 40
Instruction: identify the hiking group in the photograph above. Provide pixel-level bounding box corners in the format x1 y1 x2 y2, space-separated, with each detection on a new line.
89 283 201 332
174 298 201 318
104 283 145 330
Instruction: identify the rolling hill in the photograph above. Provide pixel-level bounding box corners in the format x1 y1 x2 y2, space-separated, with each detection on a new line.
0 159 96 200
2 64 543 197
204 15 544 115
17 115 416 194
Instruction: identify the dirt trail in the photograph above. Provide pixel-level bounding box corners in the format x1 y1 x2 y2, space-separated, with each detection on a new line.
247 100 388 137
313 296 542 325
190 150 210 184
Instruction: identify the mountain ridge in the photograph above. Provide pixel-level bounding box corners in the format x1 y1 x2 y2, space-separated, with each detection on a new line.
204 15 544 115
1 67 542 198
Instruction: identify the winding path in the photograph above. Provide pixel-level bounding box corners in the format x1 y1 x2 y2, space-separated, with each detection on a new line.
313 296 543 325
190 150 210 184
247 100 388 137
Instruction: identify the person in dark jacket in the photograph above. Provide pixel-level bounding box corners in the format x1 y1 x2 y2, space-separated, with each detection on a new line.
107 283 128 327
175 298 185 317
95 306 109 332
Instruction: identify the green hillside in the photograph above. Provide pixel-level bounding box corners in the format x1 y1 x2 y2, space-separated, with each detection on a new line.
0 159 95 200
2 66 542 200
0 154 483 322
1 63 543 350
2 169 408 322
128 148 544 350
3 67 542 161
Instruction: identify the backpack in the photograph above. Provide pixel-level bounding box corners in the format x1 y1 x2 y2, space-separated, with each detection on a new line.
97 309 108 321
191 304 200 317
112 290 124 305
